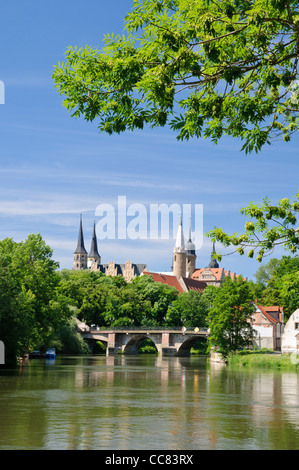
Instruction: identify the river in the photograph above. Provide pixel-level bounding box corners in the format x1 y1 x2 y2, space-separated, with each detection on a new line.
0 354 299 450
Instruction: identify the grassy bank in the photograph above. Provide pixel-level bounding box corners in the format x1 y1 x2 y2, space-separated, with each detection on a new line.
228 350 299 371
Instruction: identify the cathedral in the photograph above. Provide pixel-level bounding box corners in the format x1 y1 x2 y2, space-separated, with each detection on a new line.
73 215 245 286
73 215 147 282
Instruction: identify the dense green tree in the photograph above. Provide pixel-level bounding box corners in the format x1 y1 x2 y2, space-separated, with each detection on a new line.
79 286 109 326
131 275 178 326
166 289 209 327
57 269 123 326
49 317 90 354
0 235 71 366
256 255 299 317
0 254 24 365
57 269 107 307
200 284 219 307
207 277 255 358
254 258 281 285
56 271 178 328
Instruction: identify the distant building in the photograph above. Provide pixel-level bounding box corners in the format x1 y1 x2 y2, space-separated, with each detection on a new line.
73 215 147 282
172 219 246 285
251 304 284 351
192 266 247 287
281 309 299 353
143 220 246 293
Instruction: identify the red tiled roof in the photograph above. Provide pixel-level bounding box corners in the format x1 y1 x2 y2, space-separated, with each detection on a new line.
142 272 208 294
181 277 207 293
192 267 224 281
262 306 282 312
257 305 284 323
142 271 184 293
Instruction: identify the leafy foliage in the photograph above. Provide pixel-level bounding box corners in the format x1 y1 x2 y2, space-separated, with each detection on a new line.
53 0 299 152
166 287 216 327
57 271 178 328
207 277 256 358
208 193 299 262
0 235 71 365
254 255 299 317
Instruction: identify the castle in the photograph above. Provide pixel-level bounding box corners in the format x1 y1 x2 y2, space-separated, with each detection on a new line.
73 215 245 286
171 217 246 287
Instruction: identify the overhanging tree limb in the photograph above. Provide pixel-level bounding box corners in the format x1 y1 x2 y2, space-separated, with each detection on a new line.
208 192 299 262
52 0 299 153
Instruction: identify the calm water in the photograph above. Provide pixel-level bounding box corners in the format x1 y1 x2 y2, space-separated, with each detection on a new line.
1 354 299 450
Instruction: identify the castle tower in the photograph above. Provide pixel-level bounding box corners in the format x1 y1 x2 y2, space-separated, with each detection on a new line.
172 217 186 278
73 214 87 270
88 221 101 269
185 220 196 277
208 241 219 268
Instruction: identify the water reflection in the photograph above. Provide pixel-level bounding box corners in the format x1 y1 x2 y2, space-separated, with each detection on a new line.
0 355 299 449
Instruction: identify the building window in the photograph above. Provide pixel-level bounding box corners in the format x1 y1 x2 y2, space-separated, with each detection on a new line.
295 323 299 330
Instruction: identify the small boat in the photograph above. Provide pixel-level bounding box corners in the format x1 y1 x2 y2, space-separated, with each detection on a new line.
29 350 43 359
45 348 56 359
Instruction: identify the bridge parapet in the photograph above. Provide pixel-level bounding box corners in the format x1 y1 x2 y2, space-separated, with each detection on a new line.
89 326 208 334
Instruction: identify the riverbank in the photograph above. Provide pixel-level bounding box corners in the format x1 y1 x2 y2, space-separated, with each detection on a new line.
228 350 299 370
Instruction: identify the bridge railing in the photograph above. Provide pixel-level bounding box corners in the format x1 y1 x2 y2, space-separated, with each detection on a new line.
88 326 208 333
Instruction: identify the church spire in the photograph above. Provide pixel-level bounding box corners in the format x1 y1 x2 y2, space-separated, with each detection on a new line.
87 221 101 269
74 214 87 254
185 218 196 277
208 241 219 268
174 216 185 253
185 218 196 256
88 221 100 258
173 216 186 278
73 215 87 270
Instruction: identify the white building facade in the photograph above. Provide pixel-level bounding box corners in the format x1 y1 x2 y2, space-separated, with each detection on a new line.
281 309 299 354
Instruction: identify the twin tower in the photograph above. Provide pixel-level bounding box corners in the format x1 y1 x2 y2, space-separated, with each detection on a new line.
172 218 197 278
73 215 101 270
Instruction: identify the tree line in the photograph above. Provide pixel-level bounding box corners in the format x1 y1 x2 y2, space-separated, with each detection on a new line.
0 234 298 366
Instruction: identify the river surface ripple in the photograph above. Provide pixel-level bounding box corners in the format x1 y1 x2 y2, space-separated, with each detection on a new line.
1 355 299 450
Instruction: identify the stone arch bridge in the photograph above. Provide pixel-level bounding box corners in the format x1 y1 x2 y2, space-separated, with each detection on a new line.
80 327 209 356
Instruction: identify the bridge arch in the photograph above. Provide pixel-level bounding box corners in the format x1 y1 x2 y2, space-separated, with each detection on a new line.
177 336 208 356
123 334 158 355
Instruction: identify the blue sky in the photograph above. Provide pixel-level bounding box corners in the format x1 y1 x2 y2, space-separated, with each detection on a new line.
0 0 298 281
